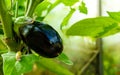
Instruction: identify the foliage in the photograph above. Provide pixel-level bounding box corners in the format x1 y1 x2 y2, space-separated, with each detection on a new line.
0 0 120 75
2 52 39 75
0 0 75 75
66 17 120 37
79 1 88 14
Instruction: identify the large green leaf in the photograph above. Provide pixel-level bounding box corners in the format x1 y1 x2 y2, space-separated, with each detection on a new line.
37 57 74 75
60 0 79 6
2 52 39 75
66 17 120 37
107 12 120 22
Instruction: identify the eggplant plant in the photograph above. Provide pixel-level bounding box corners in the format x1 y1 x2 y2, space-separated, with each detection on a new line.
0 0 120 75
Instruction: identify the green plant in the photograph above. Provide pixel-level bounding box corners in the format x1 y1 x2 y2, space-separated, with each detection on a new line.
0 0 120 75
0 0 75 75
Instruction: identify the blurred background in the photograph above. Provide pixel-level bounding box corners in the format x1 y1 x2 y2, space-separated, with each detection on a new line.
11 0 120 75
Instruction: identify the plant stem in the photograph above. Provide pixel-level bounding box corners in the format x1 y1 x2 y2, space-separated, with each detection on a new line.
25 0 43 17
15 0 19 18
0 0 13 38
25 0 30 14
77 50 99 75
0 0 18 51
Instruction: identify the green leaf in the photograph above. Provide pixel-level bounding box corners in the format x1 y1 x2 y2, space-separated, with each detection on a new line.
107 12 120 22
79 1 88 14
14 54 39 74
60 0 79 6
66 17 119 37
35 0 51 17
37 57 74 75
61 9 75 29
57 53 73 65
2 52 39 75
2 52 16 75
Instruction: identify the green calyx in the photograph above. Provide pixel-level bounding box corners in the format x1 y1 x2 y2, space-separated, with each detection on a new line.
14 16 33 37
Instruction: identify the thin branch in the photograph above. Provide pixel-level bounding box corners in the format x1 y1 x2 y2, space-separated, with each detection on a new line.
25 0 43 17
77 50 99 75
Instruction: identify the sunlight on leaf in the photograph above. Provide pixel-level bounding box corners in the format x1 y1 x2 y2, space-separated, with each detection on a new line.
66 17 120 37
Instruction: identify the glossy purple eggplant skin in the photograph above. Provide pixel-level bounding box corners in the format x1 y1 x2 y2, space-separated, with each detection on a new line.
19 21 63 58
